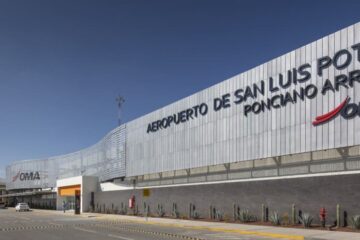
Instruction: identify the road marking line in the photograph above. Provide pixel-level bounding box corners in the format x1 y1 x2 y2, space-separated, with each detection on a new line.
14 216 31 221
205 235 246 240
49 222 63 227
204 233 244 238
107 234 134 240
73 226 98 234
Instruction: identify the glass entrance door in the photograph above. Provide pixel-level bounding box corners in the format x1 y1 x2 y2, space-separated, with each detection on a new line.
64 196 75 210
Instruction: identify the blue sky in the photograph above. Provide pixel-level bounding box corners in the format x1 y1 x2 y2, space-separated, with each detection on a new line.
0 0 360 176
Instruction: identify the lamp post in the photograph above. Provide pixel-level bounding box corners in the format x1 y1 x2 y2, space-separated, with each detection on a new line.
116 95 125 126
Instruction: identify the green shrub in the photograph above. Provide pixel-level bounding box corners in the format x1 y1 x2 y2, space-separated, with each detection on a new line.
299 213 313 228
350 215 360 230
269 212 281 226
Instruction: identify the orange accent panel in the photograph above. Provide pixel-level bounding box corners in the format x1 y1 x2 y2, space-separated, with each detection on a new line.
58 185 81 196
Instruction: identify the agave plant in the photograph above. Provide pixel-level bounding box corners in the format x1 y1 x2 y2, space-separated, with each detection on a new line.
215 209 224 221
238 209 256 223
350 215 360 230
172 203 180 218
157 204 165 217
299 213 313 228
119 205 127 215
192 211 200 219
269 211 281 226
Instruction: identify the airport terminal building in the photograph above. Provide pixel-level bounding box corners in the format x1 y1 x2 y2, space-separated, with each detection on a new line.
4 22 360 222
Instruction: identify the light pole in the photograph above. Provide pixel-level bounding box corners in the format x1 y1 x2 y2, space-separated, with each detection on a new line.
116 95 125 126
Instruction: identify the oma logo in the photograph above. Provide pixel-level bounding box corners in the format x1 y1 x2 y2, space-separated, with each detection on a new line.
19 172 40 181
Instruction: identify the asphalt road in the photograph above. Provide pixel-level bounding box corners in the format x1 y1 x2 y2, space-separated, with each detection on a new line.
0 209 280 240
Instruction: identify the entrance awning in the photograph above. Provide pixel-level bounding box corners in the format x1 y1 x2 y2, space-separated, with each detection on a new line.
58 185 81 196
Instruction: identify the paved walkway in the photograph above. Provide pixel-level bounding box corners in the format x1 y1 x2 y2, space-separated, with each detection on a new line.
48 210 360 240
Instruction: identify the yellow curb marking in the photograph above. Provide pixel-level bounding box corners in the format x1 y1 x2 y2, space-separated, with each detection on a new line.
92 215 304 240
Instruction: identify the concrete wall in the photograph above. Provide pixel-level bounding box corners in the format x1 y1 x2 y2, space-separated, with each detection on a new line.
94 173 360 224
81 176 99 212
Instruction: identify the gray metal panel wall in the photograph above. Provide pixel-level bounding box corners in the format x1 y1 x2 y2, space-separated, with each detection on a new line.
126 22 360 177
6 125 126 190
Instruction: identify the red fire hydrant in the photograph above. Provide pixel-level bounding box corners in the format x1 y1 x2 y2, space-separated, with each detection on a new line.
319 208 326 227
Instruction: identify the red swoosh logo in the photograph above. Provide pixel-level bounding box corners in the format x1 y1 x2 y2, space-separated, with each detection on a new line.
12 171 20 182
313 97 349 126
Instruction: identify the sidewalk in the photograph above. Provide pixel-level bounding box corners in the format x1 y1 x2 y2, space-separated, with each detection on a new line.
66 211 360 240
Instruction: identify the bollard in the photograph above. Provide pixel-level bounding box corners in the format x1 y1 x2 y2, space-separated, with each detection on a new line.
291 204 296 225
336 204 341 228
233 204 236 221
344 211 348 227
261 204 266 222
189 203 192 219
265 206 269 222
